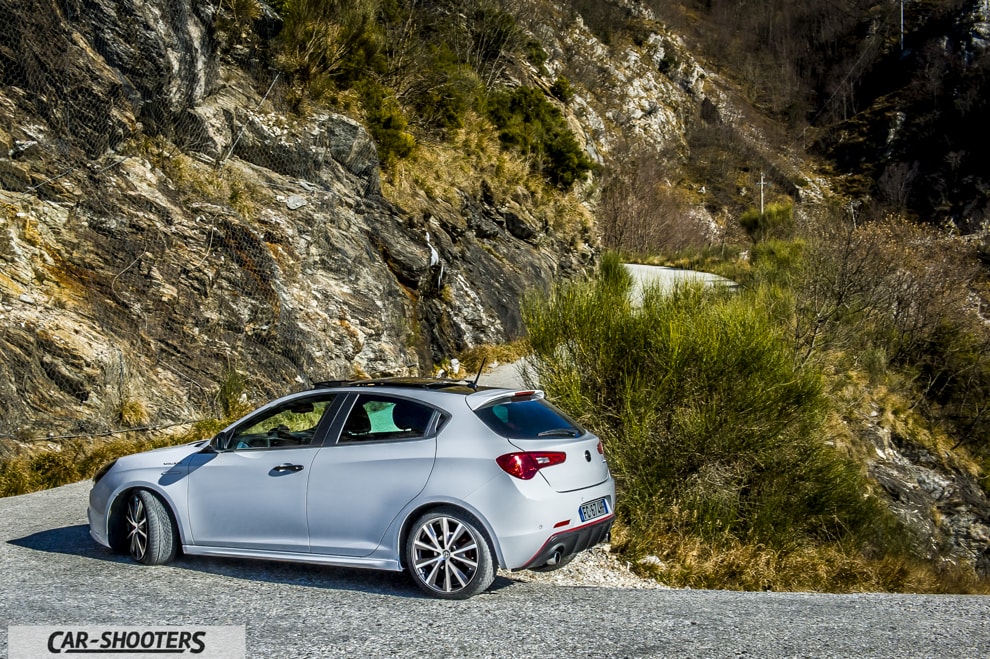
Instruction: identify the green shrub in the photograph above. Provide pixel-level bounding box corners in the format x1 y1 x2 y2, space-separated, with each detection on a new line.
524 38 549 71
740 203 794 243
794 215 990 443
485 86 593 189
523 253 896 559
359 82 416 167
550 77 574 104
409 45 483 131
274 0 380 95
749 238 805 288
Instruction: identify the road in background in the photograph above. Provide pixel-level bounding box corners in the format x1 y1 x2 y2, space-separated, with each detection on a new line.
477 264 735 390
624 263 736 306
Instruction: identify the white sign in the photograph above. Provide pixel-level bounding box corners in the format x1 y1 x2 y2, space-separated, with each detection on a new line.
7 626 246 658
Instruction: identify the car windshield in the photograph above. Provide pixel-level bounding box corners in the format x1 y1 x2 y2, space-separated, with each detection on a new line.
224 395 336 449
474 397 582 440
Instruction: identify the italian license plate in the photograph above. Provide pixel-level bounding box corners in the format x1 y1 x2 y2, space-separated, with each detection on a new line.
579 498 609 522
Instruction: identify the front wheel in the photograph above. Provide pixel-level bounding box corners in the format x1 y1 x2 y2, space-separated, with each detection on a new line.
124 489 178 565
406 508 495 599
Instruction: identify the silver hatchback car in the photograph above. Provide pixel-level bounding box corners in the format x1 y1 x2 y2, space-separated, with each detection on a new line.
88 378 615 599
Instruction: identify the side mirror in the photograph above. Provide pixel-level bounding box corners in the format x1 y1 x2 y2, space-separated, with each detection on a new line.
207 431 230 452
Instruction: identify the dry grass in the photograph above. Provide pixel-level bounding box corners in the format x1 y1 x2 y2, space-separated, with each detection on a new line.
132 137 266 220
457 340 531 374
827 361 987 482
382 112 594 245
617 524 990 594
117 398 150 427
0 420 224 498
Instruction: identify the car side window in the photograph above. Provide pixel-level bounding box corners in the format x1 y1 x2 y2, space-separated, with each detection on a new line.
229 395 336 450
339 394 435 443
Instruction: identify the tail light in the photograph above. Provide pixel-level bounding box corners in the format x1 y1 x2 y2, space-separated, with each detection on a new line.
496 452 566 480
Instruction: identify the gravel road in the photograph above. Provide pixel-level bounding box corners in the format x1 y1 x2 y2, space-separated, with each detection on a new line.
2 482 989 657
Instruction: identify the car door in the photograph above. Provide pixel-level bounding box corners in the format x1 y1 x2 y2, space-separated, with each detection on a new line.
307 393 438 557
185 393 341 552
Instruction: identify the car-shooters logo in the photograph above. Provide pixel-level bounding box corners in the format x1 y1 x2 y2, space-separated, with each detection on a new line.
7 626 245 658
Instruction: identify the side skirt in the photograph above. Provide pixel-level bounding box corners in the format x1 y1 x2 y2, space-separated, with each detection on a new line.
181 545 403 572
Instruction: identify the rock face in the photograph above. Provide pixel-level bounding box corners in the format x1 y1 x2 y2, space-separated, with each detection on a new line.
0 0 582 444
864 423 990 578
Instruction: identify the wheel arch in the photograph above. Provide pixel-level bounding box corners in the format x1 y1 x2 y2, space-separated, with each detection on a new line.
107 484 185 552
397 501 504 570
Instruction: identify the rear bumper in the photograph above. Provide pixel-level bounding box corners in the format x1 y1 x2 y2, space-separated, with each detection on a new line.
519 514 614 570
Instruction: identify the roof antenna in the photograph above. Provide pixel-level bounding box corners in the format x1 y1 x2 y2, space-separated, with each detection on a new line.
471 357 487 390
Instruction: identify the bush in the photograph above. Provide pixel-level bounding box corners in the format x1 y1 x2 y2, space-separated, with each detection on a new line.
793 213 988 374
275 0 380 94
359 82 416 168
550 77 574 104
740 203 794 243
749 238 805 288
599 139 711 254
408 45 484 131
485 86 593 189
1 423 227 498
523 253 899 581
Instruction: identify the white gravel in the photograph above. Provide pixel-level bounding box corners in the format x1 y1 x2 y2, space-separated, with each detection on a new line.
502 544 666 590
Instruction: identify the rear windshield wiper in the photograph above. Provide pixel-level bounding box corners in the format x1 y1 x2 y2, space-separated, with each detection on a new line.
537 428 580 437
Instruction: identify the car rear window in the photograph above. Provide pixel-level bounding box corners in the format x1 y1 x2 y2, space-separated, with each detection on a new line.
474 397 583 440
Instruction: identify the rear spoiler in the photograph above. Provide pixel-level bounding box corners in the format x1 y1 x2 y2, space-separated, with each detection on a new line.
464 388 545 411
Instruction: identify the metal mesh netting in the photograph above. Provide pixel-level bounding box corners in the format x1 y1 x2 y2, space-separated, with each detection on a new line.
0 0 474 448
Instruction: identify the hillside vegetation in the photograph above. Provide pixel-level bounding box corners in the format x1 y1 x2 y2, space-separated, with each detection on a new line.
526 245 988 592
249 0 594 191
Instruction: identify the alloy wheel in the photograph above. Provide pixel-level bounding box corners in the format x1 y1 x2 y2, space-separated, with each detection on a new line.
411 515 481 595
125 493 148 561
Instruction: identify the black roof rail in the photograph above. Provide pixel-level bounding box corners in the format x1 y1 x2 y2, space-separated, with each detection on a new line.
312 379 352 389
311 377 483 391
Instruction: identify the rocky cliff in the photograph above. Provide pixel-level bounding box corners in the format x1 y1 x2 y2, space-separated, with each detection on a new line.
0 0 589 442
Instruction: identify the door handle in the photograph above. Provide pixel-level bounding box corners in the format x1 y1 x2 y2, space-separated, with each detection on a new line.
272 463 304 473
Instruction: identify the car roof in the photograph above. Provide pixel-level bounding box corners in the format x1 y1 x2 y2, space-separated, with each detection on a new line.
309 377 544 409
312 376 485 393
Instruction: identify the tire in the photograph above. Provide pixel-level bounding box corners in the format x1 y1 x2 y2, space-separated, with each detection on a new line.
124 489 178 565
406 508 495 600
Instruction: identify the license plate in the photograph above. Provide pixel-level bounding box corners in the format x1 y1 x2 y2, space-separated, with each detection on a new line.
579 498 609 522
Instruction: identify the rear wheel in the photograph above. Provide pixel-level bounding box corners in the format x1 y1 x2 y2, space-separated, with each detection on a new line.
406 508 494 599
124 490 178 565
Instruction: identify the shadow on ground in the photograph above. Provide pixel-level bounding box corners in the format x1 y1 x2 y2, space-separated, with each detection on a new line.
8 525 518 599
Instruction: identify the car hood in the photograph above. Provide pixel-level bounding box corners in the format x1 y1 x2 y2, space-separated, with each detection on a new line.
114 440 210 471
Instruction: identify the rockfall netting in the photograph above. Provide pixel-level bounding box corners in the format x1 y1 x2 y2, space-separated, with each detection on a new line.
0 0 532 449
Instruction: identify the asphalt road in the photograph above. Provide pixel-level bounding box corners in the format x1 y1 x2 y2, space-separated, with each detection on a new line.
623 264 736 306
2 482 989 658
